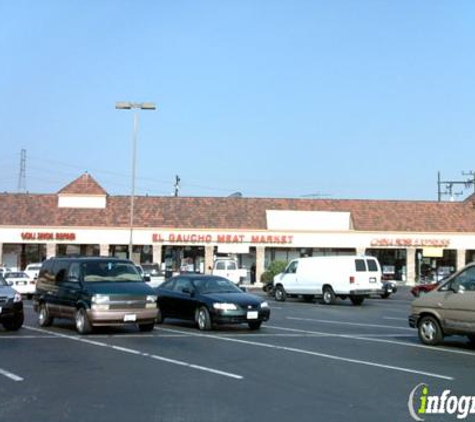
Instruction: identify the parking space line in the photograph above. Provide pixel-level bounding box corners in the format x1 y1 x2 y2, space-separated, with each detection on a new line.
267 325 475 358
157 327 454 381
383 317 408 321
23 326 243 381
0 368 23 382
287 317 412 330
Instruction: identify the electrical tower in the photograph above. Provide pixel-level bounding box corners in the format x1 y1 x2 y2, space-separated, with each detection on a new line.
17 149 27 193
437 171 475 201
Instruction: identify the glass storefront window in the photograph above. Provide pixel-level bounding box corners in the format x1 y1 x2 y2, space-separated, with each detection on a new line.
366 248 407 282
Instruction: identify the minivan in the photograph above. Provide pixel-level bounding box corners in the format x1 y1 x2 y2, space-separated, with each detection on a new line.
34 257 158 334
409 262 475 346
273 255 383 305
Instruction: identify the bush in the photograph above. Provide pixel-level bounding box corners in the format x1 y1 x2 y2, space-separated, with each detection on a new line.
260 260 287 283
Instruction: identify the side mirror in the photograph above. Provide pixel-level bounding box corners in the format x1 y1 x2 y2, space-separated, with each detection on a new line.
182 287 195 296
451 283 461 294
240 286 247 293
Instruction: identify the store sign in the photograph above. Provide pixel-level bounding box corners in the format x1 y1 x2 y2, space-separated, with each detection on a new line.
152 232 294 245
21 232 76 242
370 238 450 248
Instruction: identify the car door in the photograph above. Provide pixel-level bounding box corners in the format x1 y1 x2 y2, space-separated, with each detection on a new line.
169 277 197 320
53 260 74 318
57 262 82 319
280 260 299 293
438 266 475 334
157 279 176 318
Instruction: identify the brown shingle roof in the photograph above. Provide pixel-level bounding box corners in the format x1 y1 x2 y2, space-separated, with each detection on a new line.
58 173 107 195
1 190 475 232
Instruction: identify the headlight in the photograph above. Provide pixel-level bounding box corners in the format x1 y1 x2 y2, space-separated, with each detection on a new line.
92 294 110 304
213 303 238 311
260 301 269 308
13 293 22 303
146 295 157 303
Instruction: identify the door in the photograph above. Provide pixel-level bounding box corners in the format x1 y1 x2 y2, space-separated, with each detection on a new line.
280 260 299 293
168 277 197 320
57 262 82 319
437 266 475 334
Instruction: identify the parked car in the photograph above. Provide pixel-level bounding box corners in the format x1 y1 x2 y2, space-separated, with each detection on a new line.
380 280 397 299
34 257 158 334
410 280 441 297
409 263 475 346
24 263 42 280
273 256 383 306
154 274 270 330
141 263 165 287
4 271 36 298
212 258 247 285
0 266 12 277
0 275 24 331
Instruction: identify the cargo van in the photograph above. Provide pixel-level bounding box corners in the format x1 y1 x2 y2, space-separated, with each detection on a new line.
273 256 383 305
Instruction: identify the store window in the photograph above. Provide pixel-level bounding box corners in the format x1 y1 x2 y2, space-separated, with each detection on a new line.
416 249 456 283
366 249 407 282
56 244 100 257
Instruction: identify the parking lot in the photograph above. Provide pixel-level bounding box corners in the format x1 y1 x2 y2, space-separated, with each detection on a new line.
1 288 474 422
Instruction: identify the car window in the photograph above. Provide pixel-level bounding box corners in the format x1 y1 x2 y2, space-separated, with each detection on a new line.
0 276 6 286
286 261 298 274
215 261 225 270
68 263 81 281
227 261 237 270
193 277 241 294
81 261 142 283
452 266 475 292
366 260 378 272
173 278 193 293
52 260 70 283
355 260 366 272
160 279 175 291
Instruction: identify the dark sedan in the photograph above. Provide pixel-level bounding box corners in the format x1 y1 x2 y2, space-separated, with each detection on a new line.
0 275 24 331
154 274 270 330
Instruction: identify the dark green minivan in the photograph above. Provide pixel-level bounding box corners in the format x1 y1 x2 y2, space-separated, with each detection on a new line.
34 257 158 334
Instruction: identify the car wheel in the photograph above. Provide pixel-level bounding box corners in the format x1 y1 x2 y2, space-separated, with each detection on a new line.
248 321 262 330
418 315 443 346
380 293 390 299
321 286 335 305
3 314 24 331
38 303 53 327
274 285 287 302
75 308 92 335
138 322 155 332
350 296 364 306
196 307 212 331
156 304 163 324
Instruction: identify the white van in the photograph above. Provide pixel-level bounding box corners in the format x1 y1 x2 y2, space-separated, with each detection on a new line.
273 256 383 306
212 258 247 285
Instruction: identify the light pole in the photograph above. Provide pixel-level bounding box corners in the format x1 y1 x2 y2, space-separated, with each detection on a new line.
115 102 156 261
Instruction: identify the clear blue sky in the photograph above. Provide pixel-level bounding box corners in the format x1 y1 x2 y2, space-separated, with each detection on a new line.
1 1 475 200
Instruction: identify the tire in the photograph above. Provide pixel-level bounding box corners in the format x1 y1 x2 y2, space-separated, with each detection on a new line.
248 321 262 330
75 308 92 335
138 322 155 332
3 314 24 331
350 296 365 306
380 293 390 299
274 285 287 302
321 286 335 305
38 303 53 327
418 315 443 346
155 305 163 324
196 307 212 331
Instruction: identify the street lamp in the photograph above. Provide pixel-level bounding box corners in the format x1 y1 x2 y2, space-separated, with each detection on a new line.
115 101 156 261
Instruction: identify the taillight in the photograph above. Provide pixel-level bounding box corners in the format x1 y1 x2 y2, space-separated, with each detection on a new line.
350 276 355 284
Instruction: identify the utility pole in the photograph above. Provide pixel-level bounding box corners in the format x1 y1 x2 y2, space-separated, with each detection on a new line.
174 175 181 197
437 171 475 201
17 149 27 193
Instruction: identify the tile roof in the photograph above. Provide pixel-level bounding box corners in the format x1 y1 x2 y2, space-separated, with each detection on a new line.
58 173 107 195
1 186 475 233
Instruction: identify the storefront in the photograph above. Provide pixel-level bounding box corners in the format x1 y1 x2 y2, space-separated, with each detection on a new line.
1 173 475 285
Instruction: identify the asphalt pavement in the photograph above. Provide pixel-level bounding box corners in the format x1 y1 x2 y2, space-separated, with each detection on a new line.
0 287 474 422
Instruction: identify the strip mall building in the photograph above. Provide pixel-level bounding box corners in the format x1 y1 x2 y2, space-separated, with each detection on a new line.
2 173 475 285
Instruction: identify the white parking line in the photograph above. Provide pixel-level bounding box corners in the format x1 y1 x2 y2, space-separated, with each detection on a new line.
157 327 454 381
23 326 243 381
267 325 475 358
287 317 412 330
0 368 23 382
383 317 408 321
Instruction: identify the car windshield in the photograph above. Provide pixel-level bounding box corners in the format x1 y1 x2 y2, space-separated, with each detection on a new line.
80 261 142 283
0 276 6 286
142 264 160 274
193 277 242 294
5 272 27 278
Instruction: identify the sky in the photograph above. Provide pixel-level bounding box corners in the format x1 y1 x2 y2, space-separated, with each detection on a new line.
1 1 475 201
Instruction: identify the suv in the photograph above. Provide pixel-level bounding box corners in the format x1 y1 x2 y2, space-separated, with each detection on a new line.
409 262 475 346
34 257 158 334
0 275 24 331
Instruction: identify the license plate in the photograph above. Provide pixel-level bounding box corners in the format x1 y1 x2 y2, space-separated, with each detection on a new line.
18 282 27 286
247 311 258 320
124 314 137 322
369 277 376 283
